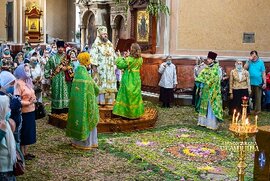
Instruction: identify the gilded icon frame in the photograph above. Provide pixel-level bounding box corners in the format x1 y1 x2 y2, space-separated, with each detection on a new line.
136 10 149 43
28 18 39 32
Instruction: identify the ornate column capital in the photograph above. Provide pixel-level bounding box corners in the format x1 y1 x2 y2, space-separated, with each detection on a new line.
80 25 86 29
111 24 116 29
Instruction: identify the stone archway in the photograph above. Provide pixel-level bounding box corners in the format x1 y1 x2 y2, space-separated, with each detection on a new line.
115 15 125 40
86 13 96 48
112 14 126 47
81 9 95 49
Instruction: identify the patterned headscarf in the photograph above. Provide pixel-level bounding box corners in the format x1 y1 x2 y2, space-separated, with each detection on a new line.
0 71 16 88
0 95 16 166
14 64 33 88
77 52 91 66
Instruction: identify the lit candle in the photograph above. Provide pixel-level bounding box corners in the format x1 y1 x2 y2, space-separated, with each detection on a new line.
232 109 236 124
245 118 249 125
255 115 258 128
245 118 249 132
236 113 240 125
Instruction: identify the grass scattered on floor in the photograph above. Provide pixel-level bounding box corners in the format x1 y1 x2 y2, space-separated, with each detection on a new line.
17 99 270 180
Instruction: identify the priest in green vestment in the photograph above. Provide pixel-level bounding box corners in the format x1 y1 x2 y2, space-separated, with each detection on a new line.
44 40 69 114
66 52 100 150
195 51 223 130
113 43 144 119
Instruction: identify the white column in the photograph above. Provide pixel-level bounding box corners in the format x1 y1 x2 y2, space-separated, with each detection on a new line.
111 24 116 47
13 0 17 43
19 0 23 43
75 5 80 43
80 25 86 50
156 16 160 47
43 0 46 43
163 0 171 56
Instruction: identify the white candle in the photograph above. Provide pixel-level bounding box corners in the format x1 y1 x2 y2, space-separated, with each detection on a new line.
245 118 249 125
255 115 258 128
245 118 249 132
232 109 236 124
236 113 240 125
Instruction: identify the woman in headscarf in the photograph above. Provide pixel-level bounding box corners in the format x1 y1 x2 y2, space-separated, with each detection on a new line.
66 52 100 150
40 48 51 97
0 95 16 180
229 60 251 114
30 56 43 103
0 71 22 144
14 64 36 160
1 47 13 72
14 52 24 68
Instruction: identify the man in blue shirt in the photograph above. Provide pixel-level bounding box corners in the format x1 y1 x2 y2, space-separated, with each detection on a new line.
244 50 266 114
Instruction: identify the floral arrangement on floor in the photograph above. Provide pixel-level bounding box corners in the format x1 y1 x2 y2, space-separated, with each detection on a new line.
166 143 227 163
105 126 255 180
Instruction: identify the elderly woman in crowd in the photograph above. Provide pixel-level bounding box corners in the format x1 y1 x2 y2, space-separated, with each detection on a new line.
0 71 22 144
192 57 206 107
0 47 14 72
40 48 51 97
30 56 43 103
14 64 36 160
229 60 251 114
0 95 17 180
14 52 24 69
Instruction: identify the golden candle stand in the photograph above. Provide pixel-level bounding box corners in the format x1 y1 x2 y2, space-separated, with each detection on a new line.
229 96 258 181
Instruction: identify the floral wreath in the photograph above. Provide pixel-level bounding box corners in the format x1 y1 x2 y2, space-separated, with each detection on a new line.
166 143 227 163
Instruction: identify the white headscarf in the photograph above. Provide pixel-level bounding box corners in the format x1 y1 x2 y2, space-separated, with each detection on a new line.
0 95 16 166
0 71 16 88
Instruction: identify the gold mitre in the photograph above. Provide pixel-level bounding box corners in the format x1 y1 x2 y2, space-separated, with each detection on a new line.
98 26 108 35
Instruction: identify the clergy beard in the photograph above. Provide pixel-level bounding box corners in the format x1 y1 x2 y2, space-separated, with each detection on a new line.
100 37 108 43
58 50 63 54
208 62 215 67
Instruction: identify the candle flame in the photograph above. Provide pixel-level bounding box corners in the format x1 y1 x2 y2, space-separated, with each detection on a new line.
245 118 249 125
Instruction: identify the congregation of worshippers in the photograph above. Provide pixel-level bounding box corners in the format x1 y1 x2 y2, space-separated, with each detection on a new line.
0 26 269 179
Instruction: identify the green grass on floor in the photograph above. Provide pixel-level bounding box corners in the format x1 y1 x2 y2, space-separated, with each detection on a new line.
17 99 269 180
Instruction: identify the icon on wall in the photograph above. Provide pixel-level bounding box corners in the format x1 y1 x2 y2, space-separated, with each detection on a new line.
25 5 43 43
28 18 39 32
136 10 149 43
